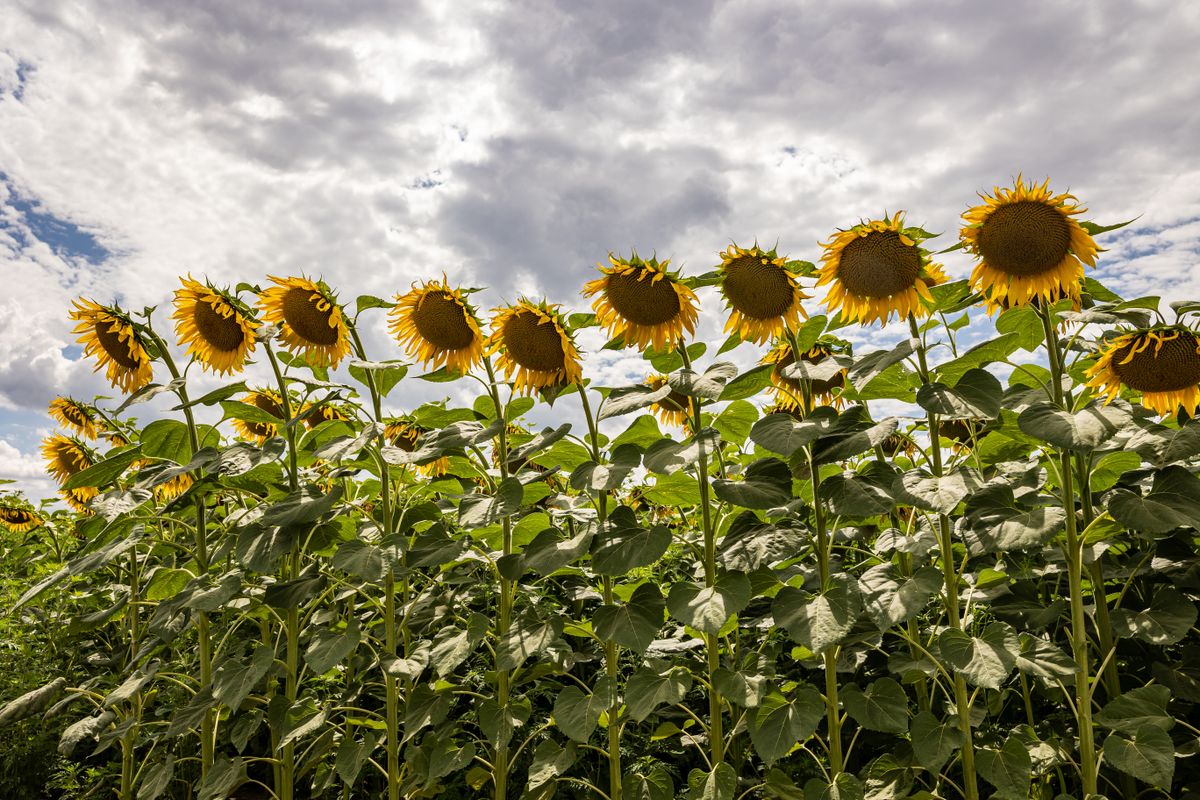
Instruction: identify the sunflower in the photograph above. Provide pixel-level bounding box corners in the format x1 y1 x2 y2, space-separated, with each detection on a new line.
0 505 43 532
1085 327 1200 416
717 244 808 344
302 403 350 430
258 276 351 367
389 277 485 375
645 373 693 430
817 213 948 326
385 417 449 477
487 300 583 395
583 252 699 350
231 390 286 445
41 435 98 514
762 340 846 410
69 299 154 394
49 397 99 439
880 432 919 458
936 419 988 453
961 176 1098 312
172 276 258 375
155 473 194 502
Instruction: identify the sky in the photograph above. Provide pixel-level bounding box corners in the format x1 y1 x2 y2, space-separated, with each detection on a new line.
2 0 1199 503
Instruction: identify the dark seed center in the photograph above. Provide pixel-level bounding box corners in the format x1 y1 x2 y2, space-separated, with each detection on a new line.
723 257 794 320
836 231 923 298
604 269 682 326
976 201 1072 277
412 292 477 350
1112 333 1200 393
193 299 247 352
502 310 567 372
95 322 143 369
282 287 339 346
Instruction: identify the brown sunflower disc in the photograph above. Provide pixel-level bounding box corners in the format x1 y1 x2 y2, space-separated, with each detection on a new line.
94 322 142 369
501 310 567 372
835 231 923 298
1112 333 1200 392
938 419 982 442
63 404 91 429
246 394 284 439
723 257 795 320
193 300 246 352
413 292 477 350
604 270 682 325
282 287 339 345
976 201 1072 277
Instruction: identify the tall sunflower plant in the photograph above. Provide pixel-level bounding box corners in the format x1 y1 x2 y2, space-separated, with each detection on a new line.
5 179 1200 800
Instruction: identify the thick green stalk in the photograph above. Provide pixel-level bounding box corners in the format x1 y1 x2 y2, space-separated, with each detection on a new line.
908 315 978 800
678 345 724 768
576 384 622 800
119 548 141 800
1074 455 1121 702
1038 309 1098 796
483 356 514 800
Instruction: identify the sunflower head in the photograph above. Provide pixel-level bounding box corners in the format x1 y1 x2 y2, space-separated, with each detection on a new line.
817 213 947 326
302 403 350 430
258 276 351 367
41 435 98 513
880 432 919 458
389 277 485 375
231 390 285 445
582 252 699 350
1086 326 1200 416
69 299 154 394
385 416 449 477
487 299 583 395
645 373 693 430
172 276 258 375
762 340 847 410
0 503 43 533
717 244 809 344
49 397 99 439
155 473 194 503
961 176 1098 312
936 418 987 452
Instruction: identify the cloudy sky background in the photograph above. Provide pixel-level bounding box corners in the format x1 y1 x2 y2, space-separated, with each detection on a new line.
2 0 1198 502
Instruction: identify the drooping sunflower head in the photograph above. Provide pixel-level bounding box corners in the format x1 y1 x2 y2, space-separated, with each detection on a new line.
880 432 919 458
761 340 847 410
68 299 154 394
961 176 1098 312
41 435 98 514
936 419 988 452
582 252 699 350
645 373 693 430
49 397 99 440
0 504 43 533
1085 326 1200 416
385 416 449 477
154 473 194 503
172 276 258 375
258 276 351 367
717 244 809 344
817 212 947 326
389 277 485 375
487 299 583 395
302 402 350 430
231 390 286 445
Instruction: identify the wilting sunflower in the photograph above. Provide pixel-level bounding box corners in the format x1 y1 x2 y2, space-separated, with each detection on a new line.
817 213 947 326
762 340 846 410
961 176 1098 311
1086 327 1200 416
258 276 351 367
583 252 699 350
231 390 286 445
0 505 43 532
717 244 809 344
880 432 919 458
389 277 485 375
49 397 99 440
936 419 988 453
487 300 582 395
41 435 98 514
69 299 154 394
645 373 693 430
385 417 449 477
155 473 194 502
172 276 258 375
302 403 350 430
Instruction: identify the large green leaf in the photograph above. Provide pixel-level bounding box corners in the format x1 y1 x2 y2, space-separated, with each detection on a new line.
938 623 1019 689
915 368 1002 419
625 666 691 722
592 506 672 575
666 572 751 635
858 564 942 630
213 646 274 712
749 408 838 456
976 736 1032 800
893 466 985 514
554 676 615 742
773 575 860 654
909 710 962 772
305 619 360 674
1111 587 1197 645
1102 725 1175 788
593 583 665 653
840 677 909 733
748 686 823 764
1096 685 1174 734
1017 401 1132 452
668 362 738 400
934 333 1022 384
713 458 793 509
458 477 522 528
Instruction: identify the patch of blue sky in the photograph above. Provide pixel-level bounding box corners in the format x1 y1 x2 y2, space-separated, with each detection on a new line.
0 172 111 265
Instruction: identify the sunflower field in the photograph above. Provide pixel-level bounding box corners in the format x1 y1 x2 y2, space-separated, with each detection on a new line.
3 177 1200 800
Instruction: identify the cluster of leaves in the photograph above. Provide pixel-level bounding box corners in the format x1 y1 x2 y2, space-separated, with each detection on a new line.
2 277 1200 800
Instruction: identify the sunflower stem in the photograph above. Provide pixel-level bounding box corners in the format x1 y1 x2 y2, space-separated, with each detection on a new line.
908 314 979 800
1038 306 1099 797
